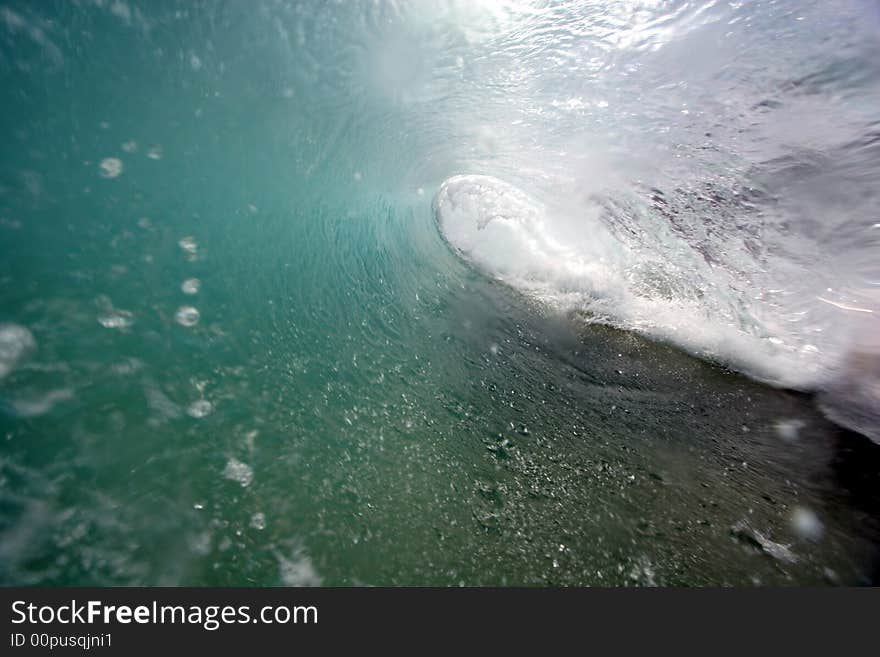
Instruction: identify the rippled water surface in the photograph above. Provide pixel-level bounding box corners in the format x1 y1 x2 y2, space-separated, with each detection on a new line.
1 0 879 585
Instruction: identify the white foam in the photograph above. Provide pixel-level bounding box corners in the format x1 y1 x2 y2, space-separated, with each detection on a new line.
11 389 73 418
276 548 322 587
434 175 824 389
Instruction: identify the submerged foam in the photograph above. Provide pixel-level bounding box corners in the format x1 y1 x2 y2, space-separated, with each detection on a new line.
434 175 879 440
0 324 35 379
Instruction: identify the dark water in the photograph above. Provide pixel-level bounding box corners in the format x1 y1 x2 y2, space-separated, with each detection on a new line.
1 0 879 585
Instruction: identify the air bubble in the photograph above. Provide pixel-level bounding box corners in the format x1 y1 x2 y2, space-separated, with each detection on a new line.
223 458 253 487
0 324 35 379
175 306 200 327
790 506 823 542
181 278 201 295
98 309 134 329
178 236 198 255
187 399 213 418
99 157 123 178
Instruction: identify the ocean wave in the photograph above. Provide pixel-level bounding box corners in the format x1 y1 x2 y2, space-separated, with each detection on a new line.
435 173 879 441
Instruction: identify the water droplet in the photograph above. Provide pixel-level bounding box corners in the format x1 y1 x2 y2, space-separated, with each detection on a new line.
146 145 163 160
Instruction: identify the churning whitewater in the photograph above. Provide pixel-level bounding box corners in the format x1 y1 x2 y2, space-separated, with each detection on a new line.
434 174 879 441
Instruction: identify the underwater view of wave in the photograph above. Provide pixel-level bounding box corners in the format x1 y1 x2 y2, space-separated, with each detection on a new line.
1 0 879 586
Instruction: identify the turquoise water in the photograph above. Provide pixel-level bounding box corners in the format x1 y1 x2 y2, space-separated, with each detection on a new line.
1 1 879 585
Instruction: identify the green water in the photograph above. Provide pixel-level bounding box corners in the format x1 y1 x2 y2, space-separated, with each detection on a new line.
1 1 879 586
